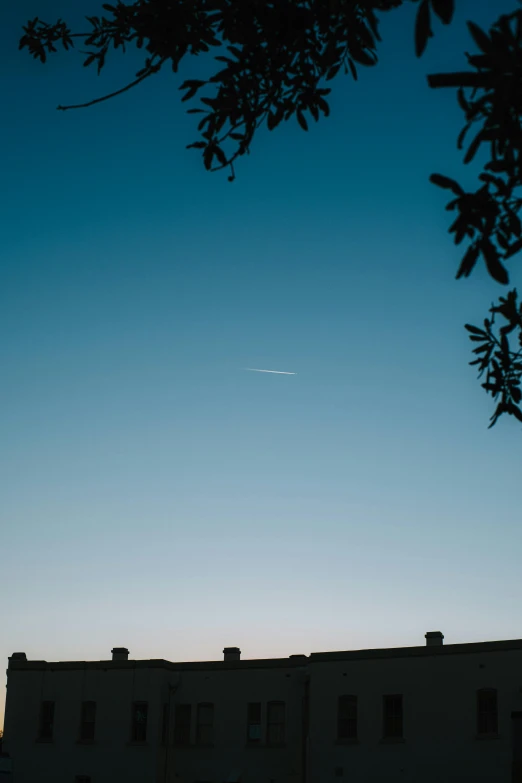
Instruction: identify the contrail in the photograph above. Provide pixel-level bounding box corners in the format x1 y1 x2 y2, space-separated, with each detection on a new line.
246 368 296 375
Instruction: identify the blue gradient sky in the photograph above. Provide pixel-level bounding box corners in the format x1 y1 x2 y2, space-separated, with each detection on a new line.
2 0 521 727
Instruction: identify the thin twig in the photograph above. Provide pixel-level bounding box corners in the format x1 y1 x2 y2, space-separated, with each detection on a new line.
57 64 163 111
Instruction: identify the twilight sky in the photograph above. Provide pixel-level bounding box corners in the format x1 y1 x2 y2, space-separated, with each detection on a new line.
1 0 521 728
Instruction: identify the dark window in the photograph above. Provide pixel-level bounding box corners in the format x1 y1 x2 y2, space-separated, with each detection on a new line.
267 701 285 745
247 702 261 743
477 689 498 735
196 703 214 746
131 702 148 743
383 695 403 739
337 695 357 740
174 704 191 745
39 701 55 740
74 777 91 783
161 703 169 746
79 701 96 741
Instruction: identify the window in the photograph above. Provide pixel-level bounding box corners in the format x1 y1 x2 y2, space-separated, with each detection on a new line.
161 703 169 746
79 701 96 741
131 702 148 743
174 704 191 745
247 702 261 743
477 689 498 735
383 695 403 739
337 695 357 740
196 703 214 746
266 701 285 745
74 777 91 783
39 701 55 740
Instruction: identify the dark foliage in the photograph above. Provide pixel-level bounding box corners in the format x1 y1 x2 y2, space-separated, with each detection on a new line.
465 290 522 427
18 0 522 426
427 6 522 425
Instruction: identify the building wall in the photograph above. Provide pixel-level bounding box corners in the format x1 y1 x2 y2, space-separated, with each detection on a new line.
3 658 307 783
3 662 166 783
307 647 522 783
4 641 522 783
164 664 307 783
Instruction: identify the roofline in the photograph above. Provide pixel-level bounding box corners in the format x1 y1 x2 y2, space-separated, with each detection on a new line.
6 657 308 673
309 639 522 661
7 639 522 673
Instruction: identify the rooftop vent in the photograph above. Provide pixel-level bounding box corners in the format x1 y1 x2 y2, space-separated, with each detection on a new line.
223 647 241 661
425 631 444 647
8 652 27 667
111 647 129 661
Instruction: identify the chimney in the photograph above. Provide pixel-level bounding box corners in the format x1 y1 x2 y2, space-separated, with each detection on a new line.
8 652 27 667
223 647 241 662
425 631 444 647
111 647 129 661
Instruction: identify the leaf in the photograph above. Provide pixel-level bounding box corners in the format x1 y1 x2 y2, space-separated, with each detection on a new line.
450 216 468 248
457 88 469 113
472 343 491 355
457 122 471 151
445 198 459 211
511 405 522 423
180 79 206 91
464 130 484 164
213 145 227 167
506 209 522 236
496 232 510 251
488 403 504 428
500 332 510 356
505 238 522 260
485 159 507 173
481 240 509 284
267 111 278 130
465 324 488 336
181 85 200 101
297 110 308 131
456 244 480 278
415 0 433 58
227 46 242 60
467 21 492 54
350 47 376 66
430 173 464 194
203 146 214 170
430 0 454 24
316 96 330 117
325 62 341 81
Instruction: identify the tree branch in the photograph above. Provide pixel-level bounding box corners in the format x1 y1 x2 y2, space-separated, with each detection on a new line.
57 64 163 111
427 71 496 89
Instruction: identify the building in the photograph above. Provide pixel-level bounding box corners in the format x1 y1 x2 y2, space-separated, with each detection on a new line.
3 633 522 783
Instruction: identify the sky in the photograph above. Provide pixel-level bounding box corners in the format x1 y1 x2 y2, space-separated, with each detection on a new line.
1 0 521 729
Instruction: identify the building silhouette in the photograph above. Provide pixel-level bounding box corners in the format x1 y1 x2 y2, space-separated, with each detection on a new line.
3 632 522 782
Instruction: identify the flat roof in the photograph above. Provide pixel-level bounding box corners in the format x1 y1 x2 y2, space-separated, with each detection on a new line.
7 638 522 672
309 639 522 661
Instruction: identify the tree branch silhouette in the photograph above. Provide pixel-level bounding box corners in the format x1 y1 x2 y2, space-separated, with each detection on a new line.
18 0 522 427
